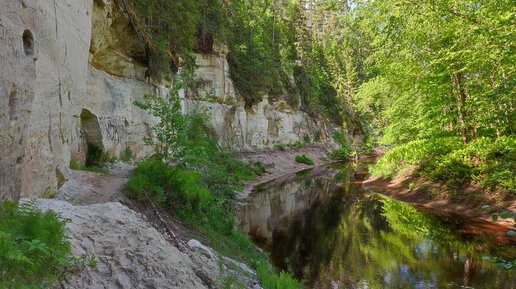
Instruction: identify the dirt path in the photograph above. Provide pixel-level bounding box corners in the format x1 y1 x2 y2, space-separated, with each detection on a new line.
55 163 262 289
58 170 130 205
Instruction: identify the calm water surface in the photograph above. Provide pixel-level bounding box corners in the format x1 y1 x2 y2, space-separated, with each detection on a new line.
239 160 516 289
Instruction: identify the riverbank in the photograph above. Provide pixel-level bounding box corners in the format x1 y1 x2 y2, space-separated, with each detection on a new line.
238 144 338 198
363 175 516 229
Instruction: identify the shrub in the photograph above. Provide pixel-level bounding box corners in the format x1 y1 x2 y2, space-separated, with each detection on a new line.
330 146 350 161
371 137 463 179
86 144 107 167
372 136 516 192
255 261 304 289
125 159 212 212
303 135 311 144
295 154 314 165
332 130 347 146
125 159 265 263
293 141 305 149
131 68 302 287
0 201 74 288
314 131 321 142
249 161 274 176
70 159 81 170
275 144 287 151
120 147 133 163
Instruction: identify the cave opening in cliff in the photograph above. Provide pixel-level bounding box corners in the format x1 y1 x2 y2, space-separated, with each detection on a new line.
22 30 34 57
80 109 104 165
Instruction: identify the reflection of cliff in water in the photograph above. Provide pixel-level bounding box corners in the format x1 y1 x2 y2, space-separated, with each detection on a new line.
239 165 353 248
240 162 516 289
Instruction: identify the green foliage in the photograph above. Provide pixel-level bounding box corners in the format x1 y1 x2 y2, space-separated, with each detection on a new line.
332 130 348 146
225 0 298 107
69 159 81 170
352 0 515 145
221 274 246 289
293 141 305 149
86 144 107 167
371 137 464 179
130 0 361 127
68 144 112 175
69 158 111 175
249 161 274 177
126 158 263 262
372 136 516 192
120 147 133 163
130 72 280 267
330 146 350 161
129 0 225 76
314 131 321 142
295 154 314 166
255 261 304 289
126 159 213 221
275 144 287 151
0 201 74 288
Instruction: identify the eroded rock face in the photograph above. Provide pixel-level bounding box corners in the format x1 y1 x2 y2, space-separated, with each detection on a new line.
0 0 38 201
188 52 331 151
26 199 209 289
0 0 333 201
89 0 148 79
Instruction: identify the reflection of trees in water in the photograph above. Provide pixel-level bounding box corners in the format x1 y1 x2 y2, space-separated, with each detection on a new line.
379 197 515 288
264 167 515 289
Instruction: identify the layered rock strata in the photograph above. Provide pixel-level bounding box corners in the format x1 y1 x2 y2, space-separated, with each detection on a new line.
0 0 332 201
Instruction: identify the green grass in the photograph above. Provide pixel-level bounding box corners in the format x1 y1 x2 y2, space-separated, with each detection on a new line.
330 146 350 161
125 159 304 289
69 144 113 175
0 201 75 288
125 159 258 260
70 159 110 175
249 161 274 177
332 130 347 146
255 261 304 289
85 144 108 167
293 141 305 149
275 144 287 151
314 131 321 142
120 147 133 163
372 136 516 192
295 154 314 165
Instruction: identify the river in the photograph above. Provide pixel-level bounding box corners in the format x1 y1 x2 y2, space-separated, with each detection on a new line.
239 159 516 289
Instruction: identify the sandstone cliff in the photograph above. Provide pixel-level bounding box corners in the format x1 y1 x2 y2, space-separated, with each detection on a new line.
0 0 333 201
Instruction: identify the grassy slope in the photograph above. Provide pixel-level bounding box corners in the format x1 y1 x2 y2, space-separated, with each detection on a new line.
370 136 516 204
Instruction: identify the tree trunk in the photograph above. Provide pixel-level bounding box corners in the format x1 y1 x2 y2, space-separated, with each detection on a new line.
272 0 277 45
451 73 469 144
463 252 472 287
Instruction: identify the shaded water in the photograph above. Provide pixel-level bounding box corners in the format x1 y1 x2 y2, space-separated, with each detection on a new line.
239 160 516 289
